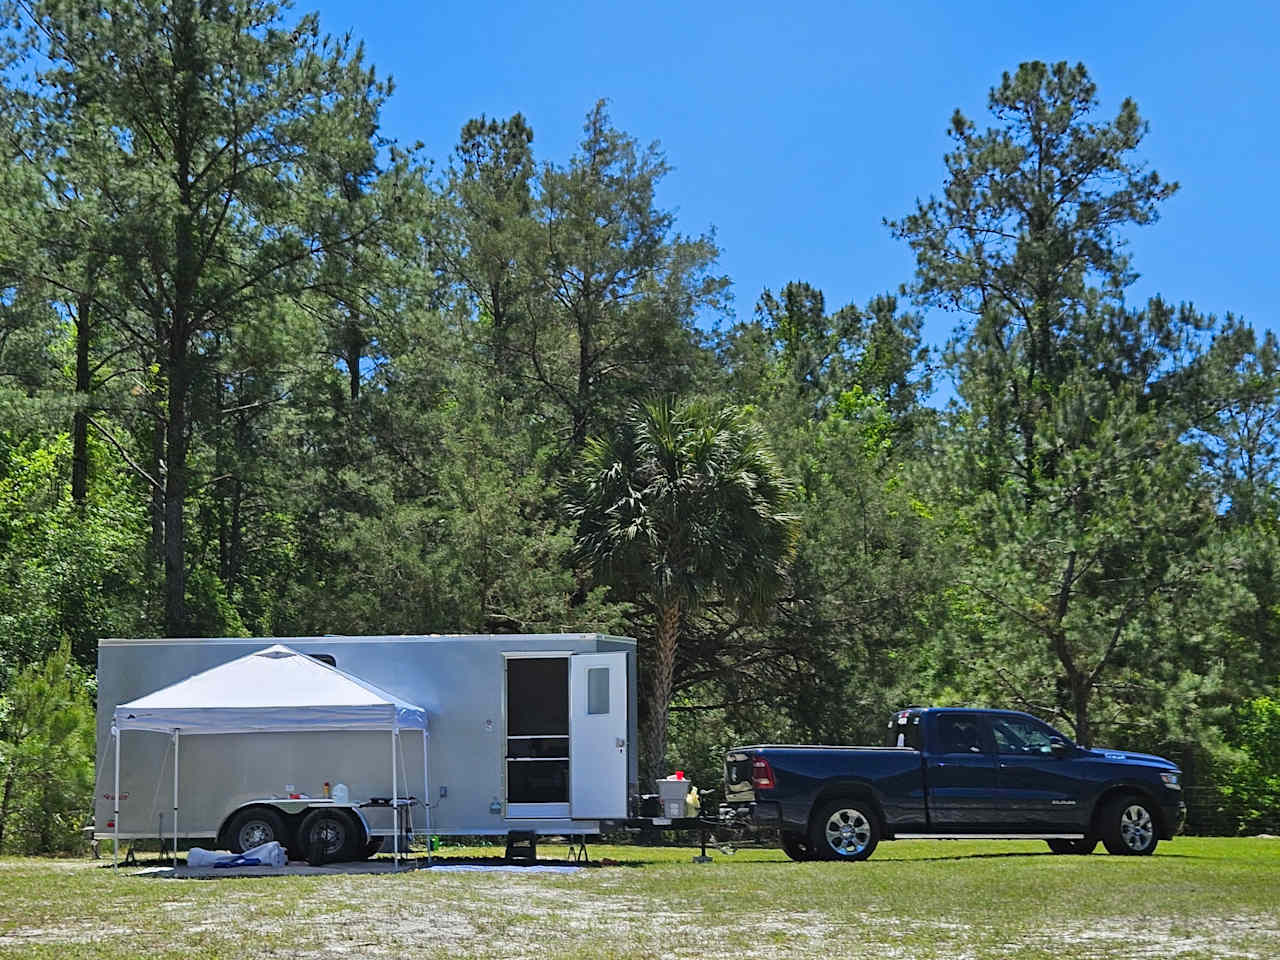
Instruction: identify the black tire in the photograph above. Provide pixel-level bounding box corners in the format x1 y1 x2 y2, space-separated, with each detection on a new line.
1100 795 1160 856
780 831 813 861
361 836 385 859
808 798 881 861
298 809 363 864
225 807 288 854
1046 838 1097 855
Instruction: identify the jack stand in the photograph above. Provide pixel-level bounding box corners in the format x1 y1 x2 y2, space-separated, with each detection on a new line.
123 845 138 866
692 826 713 863
567 835 589 863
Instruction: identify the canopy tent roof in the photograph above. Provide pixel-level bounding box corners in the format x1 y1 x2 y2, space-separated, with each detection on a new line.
113 644 428 734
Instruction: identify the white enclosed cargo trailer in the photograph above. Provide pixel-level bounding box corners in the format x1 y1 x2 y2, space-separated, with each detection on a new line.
94 633 638 853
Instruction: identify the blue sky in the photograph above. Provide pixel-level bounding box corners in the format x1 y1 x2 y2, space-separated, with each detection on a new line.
307 0 1278 357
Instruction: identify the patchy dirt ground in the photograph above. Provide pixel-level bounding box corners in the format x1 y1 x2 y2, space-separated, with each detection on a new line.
1 839 1277 959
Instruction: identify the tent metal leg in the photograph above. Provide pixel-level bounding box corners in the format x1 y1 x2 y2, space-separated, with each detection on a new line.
172 729 180 868
422 730 431 867
112 724 120 872
391 726 399 869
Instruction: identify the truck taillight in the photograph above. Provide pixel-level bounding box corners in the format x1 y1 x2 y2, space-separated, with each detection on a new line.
752 757 776 790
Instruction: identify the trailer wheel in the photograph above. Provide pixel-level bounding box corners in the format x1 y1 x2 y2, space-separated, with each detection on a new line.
298 808 362 864
809 798 880 861
780 831 813 861
225 807 287 854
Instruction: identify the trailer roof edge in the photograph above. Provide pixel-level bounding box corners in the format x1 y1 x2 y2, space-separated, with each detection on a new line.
99 633 636 647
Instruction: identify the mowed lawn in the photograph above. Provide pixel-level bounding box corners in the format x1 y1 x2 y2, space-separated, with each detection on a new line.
0 837 1276 959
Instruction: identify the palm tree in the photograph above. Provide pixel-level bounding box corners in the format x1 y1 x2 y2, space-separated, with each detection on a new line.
568 398 797 782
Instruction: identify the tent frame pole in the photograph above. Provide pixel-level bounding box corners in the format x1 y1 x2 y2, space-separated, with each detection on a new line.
391 724 399 868
112 722 120 871
172 729 180 868
422 729 431 867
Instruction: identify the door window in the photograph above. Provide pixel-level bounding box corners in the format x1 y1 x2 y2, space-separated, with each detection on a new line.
586 667 610 715
936 715 986 754
991 716 1056 755
886 713 923 750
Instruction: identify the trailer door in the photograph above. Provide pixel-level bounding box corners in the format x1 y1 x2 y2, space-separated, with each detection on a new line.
569 653 628 819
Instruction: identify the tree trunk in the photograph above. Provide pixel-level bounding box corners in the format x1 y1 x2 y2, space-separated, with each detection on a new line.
149 377 166 571
572 300 592 450
71 296 91 505
643 601 680 784
346 316 362 403
165 10 196 638
163 352 188 637
0 765 14 850
1071 673 1092 749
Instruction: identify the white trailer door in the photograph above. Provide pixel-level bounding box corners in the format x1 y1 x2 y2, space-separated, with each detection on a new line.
569 652 628 819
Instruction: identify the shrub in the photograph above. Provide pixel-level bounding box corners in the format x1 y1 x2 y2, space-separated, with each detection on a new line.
1219 692 1280 835
0 642 96 854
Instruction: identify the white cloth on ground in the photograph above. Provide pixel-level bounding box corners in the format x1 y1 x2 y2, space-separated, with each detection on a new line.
186 841 287 868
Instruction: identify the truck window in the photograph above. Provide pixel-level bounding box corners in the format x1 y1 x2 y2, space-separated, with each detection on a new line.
991 716 1057 755
885 713 922 750
936 714 984 754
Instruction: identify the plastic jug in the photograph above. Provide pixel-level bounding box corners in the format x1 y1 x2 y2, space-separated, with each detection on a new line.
332 783 350 803
685 785 701 818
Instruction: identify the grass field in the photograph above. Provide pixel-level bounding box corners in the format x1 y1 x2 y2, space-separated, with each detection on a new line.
0 837 1276 959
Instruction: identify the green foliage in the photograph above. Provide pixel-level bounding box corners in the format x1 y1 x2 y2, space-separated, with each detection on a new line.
6 0 419 635
570 398 797 616
891 61 1263 751
0 642 96 854
1219 693 1280 834
889 60 1176 325
0 434 149 679
568 397 797 778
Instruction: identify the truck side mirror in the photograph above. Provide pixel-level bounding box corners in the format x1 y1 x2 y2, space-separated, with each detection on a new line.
1049 737 1068 758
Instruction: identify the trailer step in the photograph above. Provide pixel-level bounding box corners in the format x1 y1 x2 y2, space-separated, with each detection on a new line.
504 830 537 862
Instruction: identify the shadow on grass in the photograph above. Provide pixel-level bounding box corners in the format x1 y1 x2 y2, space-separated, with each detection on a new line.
853 851 1214 863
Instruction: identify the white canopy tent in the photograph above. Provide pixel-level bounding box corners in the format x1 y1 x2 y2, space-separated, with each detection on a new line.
111 644 429 869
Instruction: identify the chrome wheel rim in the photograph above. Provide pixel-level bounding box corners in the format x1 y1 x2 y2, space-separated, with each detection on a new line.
1120 804 1153 851
824 808 871 857
237 820 273 849
310 819 346 855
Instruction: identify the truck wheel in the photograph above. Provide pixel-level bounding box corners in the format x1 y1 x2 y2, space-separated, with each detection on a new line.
780 831 813 861
1100 795 1159 856
298 809 362 864
362 836 385 859
1046 838 1097 855
809 799 880 861
225 807 287 854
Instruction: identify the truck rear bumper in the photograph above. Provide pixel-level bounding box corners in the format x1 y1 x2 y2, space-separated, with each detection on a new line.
748 801 782 827
723 801 783 828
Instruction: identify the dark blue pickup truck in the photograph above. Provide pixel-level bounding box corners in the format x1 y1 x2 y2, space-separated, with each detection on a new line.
722 707 1186 861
